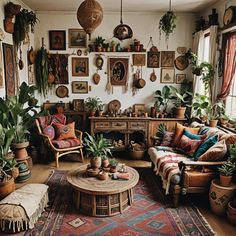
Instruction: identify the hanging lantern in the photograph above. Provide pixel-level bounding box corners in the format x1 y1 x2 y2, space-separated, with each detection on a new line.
113 0 133 41
77 0 103 40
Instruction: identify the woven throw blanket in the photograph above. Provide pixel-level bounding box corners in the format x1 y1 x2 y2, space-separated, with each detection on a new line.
0 183 49 233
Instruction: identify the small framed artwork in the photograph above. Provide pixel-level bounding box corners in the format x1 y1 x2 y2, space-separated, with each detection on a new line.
72 99 84 111
68 29 87 48
176 74 186 84
161 68 175 83
49 30 66 50
109 57 129 86
147 51 160 68
133 104 145 115
72 57 89 76
133 54 146 66
161 51 175 67
2 43 15 96
72 81 88 94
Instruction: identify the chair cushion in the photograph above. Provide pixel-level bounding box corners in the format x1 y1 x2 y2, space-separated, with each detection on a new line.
176 134 203 157
53 122 76 140
42 125 55 140
194 135 218 160
52 138 81 148
173 123 200 147
198 140 227 161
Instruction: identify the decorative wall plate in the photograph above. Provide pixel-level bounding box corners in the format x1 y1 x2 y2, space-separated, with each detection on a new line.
108 100 121 113
177 47 187 54
174 55 189 70
223 6 235 26
56 85 69 98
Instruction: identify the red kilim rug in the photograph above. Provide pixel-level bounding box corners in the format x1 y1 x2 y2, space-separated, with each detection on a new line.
23 169 216 236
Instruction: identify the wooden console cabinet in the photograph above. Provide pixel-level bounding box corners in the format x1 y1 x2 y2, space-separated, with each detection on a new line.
90 117 186 147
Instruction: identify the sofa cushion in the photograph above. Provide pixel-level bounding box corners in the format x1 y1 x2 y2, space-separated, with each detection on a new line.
194 135 218 160
183 129 207 140
173 123 200 147
198 139 227 161
176 134 203 157
160 131 174 146
53 122 76 140
52 138 81 149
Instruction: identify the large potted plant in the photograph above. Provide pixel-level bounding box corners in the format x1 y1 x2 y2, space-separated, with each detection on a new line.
0 124 16 200
84 133 111 169
85 97 103 117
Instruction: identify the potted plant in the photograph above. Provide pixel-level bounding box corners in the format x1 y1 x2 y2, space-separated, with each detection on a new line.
170 85 192 118
101 156 109 168
192 93 210 121
219 114 229 126
97 103 104 117
95 36 105 52
85 97 103 117
109 159 118 173
84 133 111 169
154 85 175 116
0 124 16 200
218 162 235 187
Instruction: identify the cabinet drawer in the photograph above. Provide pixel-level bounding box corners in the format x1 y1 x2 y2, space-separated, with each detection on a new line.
95 122 110 129
111 122 127 129
129 122 147 130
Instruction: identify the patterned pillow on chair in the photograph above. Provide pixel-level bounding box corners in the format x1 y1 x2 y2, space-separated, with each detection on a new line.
42 125 55 140
53 122 76 140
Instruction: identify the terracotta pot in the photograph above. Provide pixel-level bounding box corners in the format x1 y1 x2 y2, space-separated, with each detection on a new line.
0 176 15 200
151 107 156 118
209 179 236 216
6 167 19 179
97 171 108 180
110 166 117 173
227 201 236 225
175 107 186 119
102 159 109 168
11 142 29 160
209 119 218 127
220 175 232 187
90 110 96 117
86 168 99 177
90 157 101 169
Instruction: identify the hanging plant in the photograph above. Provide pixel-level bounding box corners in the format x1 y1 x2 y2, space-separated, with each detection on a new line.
35 43 49 97
13 9 38 47
159 0 177 47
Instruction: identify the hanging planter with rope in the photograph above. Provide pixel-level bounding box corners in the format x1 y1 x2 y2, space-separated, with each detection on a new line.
159 0 177 47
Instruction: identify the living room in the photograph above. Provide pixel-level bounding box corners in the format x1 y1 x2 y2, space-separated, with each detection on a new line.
0 0 236 235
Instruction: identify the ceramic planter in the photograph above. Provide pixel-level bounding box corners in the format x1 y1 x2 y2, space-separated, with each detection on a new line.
220 175 232 187
90 156 101 169
227 201 236 225
11 141 29 160
0 176 15 200
175 107 186 119
209 119 218 127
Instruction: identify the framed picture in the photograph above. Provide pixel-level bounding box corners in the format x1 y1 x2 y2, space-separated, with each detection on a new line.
49 30 66 50
161 68 175 83
147 51 160 68
133 104 145 115
68 29 87 48
72 99 84 111
109 57 129 85
72 81 88 93
176 74 186 84
72 57 89 76
133 54 146 66
2 43 15 96
161 51 175 67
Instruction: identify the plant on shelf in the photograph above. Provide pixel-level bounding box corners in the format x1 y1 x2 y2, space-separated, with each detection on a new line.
84 133 112 169
154 85 175 115
94 36 105 52
85 97 103 117
218 162 236 187
159 0 177 47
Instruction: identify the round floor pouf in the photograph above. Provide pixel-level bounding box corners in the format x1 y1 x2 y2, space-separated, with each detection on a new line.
209 179 236 216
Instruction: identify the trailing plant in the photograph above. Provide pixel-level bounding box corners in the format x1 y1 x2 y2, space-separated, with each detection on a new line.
35 46 49 97
84 133 112 160
200 62 214 94
13 8 38 46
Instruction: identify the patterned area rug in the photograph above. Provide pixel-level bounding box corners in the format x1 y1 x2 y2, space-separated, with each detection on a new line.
23 169 216 236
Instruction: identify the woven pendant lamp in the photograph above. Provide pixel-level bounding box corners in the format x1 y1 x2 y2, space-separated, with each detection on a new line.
77 0 103 40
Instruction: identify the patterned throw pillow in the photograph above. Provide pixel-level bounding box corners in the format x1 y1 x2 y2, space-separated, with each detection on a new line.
194 135 218 160
160 131 174 146
198 140 227 161
53 122 76 140
42 125 55 140
176 135 203 157
173 123 200 147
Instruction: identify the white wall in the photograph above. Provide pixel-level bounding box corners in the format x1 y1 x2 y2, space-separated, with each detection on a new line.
0 0 34 98
35 11 195 112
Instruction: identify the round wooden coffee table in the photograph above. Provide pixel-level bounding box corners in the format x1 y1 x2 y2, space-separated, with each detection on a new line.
67 165 139 217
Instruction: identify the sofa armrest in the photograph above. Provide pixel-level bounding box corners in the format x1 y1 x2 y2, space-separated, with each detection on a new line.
179 160 226 167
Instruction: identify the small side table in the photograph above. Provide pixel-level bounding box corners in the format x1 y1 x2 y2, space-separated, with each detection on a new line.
209 179 236 216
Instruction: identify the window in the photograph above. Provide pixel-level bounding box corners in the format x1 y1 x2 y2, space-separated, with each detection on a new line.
225 72 236 118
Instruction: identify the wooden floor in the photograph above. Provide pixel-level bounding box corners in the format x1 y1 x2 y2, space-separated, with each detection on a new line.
11 156 236 236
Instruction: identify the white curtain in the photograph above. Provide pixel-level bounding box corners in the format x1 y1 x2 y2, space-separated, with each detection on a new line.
192 30 204 96
209 25 218 104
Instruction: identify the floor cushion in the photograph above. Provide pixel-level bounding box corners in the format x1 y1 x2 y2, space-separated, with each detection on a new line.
0 183 49 233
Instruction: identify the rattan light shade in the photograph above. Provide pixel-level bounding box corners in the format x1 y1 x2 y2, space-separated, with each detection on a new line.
77 0 103 40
